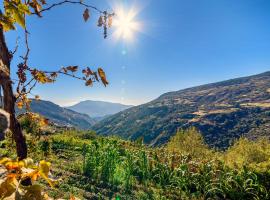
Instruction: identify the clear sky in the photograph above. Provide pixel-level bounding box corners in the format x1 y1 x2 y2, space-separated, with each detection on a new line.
4 0 270 106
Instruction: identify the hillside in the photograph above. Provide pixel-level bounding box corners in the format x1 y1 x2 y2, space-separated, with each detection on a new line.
67 100 133 118
16 100 95 129
2 129 270 199
92 71 270 149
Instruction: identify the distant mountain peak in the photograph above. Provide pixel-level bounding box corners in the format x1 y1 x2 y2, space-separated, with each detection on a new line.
67 100 133 118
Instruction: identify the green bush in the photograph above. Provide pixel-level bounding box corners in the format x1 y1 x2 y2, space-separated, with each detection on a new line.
224 137 270 173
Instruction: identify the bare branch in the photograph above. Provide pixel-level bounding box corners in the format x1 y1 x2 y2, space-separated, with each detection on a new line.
23 27 30 65
37 0 104 15
11 37 20 56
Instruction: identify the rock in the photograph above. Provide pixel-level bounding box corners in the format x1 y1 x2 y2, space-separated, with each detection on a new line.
0 109 9 141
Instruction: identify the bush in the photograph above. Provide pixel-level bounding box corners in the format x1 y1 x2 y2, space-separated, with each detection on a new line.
19 112 49 137
224 137 270 173
166 127 212 159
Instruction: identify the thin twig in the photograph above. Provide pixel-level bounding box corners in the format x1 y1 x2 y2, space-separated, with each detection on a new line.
37 0 103 14
11 37 20 56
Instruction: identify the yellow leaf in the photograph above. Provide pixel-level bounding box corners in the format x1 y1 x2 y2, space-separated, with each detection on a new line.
0 174 18 199
5 161 20 170
0 157 11 165
17 101 24 109
0 14 16 31
98 68 109 86
39 160 55 187
35 71 47 83
39 160 50 177
22 158 34 168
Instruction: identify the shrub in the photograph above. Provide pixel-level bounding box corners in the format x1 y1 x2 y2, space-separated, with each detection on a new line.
224 137 270 173
166 127 212 159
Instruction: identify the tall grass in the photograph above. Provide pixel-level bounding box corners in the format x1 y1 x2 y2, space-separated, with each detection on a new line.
78 129 270 199
16 128 270 199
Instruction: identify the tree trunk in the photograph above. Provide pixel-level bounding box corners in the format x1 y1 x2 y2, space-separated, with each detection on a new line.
0 27 28 160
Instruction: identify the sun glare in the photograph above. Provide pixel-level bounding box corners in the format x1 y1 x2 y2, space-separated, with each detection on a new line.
113 6 141 41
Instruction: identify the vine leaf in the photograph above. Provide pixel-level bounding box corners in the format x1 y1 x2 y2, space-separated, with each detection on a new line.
66 66 78 73
85 79 93 86
98 68 108 86
97 16 103 27
83 8 90 22
0 174 18 199
108 15 113 27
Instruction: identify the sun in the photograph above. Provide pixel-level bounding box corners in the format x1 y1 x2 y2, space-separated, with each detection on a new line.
113 6 141 41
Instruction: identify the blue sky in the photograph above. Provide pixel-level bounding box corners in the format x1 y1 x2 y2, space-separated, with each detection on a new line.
4 0 270 106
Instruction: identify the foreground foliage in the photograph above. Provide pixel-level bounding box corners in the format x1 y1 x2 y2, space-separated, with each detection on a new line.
1 128 270 199
0 158 53 199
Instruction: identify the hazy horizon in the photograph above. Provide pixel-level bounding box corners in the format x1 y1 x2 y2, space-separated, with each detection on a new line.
45 70 269 107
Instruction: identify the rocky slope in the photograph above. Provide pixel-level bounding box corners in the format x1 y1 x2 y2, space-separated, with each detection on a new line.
92 71 270 149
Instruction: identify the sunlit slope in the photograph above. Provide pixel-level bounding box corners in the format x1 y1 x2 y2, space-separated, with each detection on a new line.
92 71 270 149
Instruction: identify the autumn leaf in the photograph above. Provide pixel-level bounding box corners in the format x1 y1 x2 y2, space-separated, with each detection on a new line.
29 0 42 17
17 101 24 109
38 160 56 187
40 118 49 127
83 8 90 22
22 158 34 168
61 67 68 73
5 161 21 170
39 0 47 5
66 66 78 73
0 174 18 199
85 79 93 86
98 16 103 27
98 68 109 86
82 67 94 77
35 71 47 83
70 194 76 200
108 16 113 27
50 72 57 78
0 157 11 165
39 160 50 177
18 3 31 15
0 14 16 31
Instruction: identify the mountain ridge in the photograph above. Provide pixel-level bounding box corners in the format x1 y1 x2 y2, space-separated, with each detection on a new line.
92 71 270 149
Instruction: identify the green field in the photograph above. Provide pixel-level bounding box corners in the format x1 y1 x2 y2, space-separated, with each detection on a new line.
1 127 270 200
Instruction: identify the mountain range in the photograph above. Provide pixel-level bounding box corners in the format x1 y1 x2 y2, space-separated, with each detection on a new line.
92 71 270 149
67 100 133 118
16 100 133 129
16 100 95 129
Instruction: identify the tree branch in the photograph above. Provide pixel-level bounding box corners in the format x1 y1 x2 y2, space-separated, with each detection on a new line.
38 0 103 15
